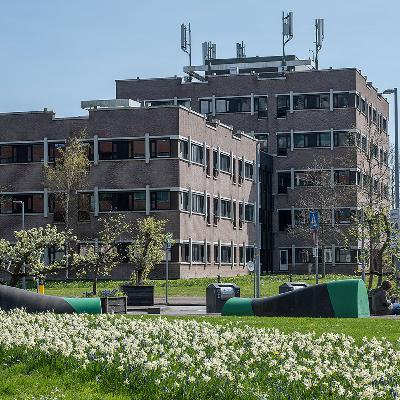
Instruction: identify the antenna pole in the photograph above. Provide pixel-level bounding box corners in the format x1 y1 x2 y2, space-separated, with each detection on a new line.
315 20 319 70
282 12 286 72
188 23 192 67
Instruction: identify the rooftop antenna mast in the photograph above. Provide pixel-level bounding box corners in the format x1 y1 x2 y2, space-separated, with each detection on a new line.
236 41 246 58
314 18 325 70
202 41 217 72
181 23 192 80
282 11 294 73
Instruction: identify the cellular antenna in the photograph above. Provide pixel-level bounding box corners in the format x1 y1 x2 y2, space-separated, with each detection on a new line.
202 41 217 72
282 11 294 72
181 23 192 67
315 19 325 70
236 41 246 58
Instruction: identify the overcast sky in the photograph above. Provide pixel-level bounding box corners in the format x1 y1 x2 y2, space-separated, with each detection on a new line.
0 0 399 131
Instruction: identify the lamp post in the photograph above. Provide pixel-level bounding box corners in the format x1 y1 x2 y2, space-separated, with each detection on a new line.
383 88 398 208
254 137 268 298
12 200 26 289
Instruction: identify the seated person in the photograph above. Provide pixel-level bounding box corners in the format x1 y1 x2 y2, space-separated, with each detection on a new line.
371 281 400 316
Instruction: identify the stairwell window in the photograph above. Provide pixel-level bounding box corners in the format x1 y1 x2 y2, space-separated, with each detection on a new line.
277 134 290 156
150 191 170 210
180 140 189 160
0 143 44 164
277 95 290 118
150 139 170 158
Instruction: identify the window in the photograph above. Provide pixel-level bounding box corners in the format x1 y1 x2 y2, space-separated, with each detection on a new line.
293 93 330 110
213 198 219 224
239 246 244 263
214 244 219 263
278 210 292 231
335 208 356 224
182 243 190 262
294 209 307 225
255 96 268 118
191 143 204 164
239 203 243 228
0 143 44 164
180 140 189 160
232 157 236 183
213 150 219 177
333 92 355 108
246 247 255 263
245 204 254 222
150 139 170 158
98 191 146 212
0 194 44 214
383 117 388 133
206 195 211 225
334 131 355 147
220 245 232 263
99 140 145 160
238 160 243 183
150 191 170 210
215 97 251 113
278 172 291 194
372 108 377 124
192 244 205 262
295 170 329 187
295 248 312 264
335 248 357 263
192 193 205 214
220 153 231 173
180 191 189 211
277 95 290 118
360 98 366 114
78 193 94 221
334 170 359 185
293 132 331 148
220 199 231 218
200 99 213 115
370 143 378 159
277 134 290 156
244 162 254 180
233 201 237 228
361 136 368 153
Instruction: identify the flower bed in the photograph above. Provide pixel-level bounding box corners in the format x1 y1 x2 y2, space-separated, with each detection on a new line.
0 310 399 399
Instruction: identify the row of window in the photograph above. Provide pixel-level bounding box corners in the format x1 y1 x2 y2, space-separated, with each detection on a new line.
199 96 268 117
276 91 388 131
277 169 389 196
180 140 254 182
277 130 388 163
181 243 255 264
279 247 357 268
278 208 359 231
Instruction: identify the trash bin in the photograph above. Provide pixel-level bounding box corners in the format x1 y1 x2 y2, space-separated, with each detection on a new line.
206 283 240 313
279 282 309 294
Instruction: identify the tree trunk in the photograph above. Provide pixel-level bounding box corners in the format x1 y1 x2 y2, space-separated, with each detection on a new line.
92 276 97 295
137 269 143 286
368 221 375 290
321 243 326 278
9 273 20 287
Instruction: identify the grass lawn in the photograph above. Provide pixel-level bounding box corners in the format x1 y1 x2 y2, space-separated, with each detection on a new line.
36 273 356 298
0 359 129 400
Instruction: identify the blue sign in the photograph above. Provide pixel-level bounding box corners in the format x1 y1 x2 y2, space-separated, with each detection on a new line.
309 210 319 230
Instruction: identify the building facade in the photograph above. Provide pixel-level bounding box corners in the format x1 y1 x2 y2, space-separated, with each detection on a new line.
0 105 257 279
115 61 390 274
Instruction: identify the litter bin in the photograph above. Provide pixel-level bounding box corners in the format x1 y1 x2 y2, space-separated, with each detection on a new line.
279 282 309 294
206 283 240 313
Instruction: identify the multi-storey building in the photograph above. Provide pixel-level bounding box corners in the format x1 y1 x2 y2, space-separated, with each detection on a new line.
0 103 257 279
115 55 390 274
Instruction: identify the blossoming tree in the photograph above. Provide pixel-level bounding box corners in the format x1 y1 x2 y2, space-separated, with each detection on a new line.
0 225 72 286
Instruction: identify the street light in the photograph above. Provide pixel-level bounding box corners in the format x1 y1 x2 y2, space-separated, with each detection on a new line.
254 136 268 298
382 88 398 208
12 200 26 289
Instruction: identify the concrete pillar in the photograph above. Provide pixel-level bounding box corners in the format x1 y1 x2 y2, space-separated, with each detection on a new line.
330 167 334 188
290 168 295 189
94 186 99 217
189 187 192 215
230 151 234 177
189 237 193 268
145 185 150 215
188 136 192 164
43 137 48 166
290 129 294 152
231 240 234 268
173 96 178 106
93 135 99 165
332 244 336 266
330 128 334 150
204 190 207 220
218 239 221 268
212 95 216 117
329 89 334 111
251 93 255 115
331 208 335 228
218 193 221 218
217 146 221 172
291 244 296 271
145 133 150 164
204 239 208 265
289 91 294 113
203 141 207 170
43 188 48 218
291 206 295 227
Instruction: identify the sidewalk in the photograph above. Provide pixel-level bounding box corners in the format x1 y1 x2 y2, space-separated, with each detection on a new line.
154 296 205 306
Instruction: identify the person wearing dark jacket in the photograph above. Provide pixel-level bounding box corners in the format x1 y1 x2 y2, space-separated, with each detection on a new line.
371 281 400 316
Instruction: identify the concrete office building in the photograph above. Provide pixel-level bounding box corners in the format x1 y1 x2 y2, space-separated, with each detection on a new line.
116 54 390 274
0 103 257 279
